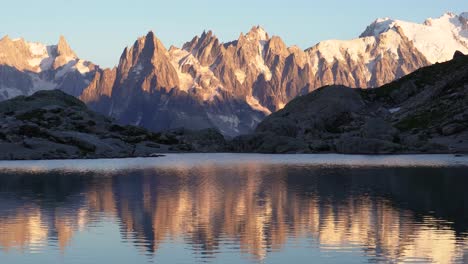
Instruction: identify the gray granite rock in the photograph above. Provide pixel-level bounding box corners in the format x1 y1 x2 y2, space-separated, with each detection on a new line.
0 90 209 160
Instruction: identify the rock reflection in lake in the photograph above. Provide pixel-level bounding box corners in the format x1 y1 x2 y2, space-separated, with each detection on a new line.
0 156 467 263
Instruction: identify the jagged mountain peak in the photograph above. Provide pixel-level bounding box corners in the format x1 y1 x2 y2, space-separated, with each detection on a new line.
182 30 219 52
144 31 168 55
136 31 167 52
201 30 215 39
56 35 76 58
120 31 170 68
265 36 289 57
114 30 180 96
181 30 221 66
246 26 269 41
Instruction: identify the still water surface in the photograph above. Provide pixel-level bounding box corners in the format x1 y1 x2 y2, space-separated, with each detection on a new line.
0 154 467 264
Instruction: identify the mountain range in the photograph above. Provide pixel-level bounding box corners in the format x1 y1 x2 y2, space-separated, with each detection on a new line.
231 51 468 154
1 12 467 136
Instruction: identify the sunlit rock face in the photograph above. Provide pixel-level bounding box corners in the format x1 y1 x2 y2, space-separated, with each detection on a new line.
81 13 467 135
0 164 466 263
0 36 98 100
1 12 467 135
80 31 266 137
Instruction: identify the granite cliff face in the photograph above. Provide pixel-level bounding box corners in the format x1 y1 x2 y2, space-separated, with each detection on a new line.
0 36 98 100
230 52 468 154
179 25 431 113
81 32 266 137
1 12 467 135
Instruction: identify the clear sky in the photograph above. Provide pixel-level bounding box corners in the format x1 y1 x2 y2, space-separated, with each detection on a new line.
1 0 465 68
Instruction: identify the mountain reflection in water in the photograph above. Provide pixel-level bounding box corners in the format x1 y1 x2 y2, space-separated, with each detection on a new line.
0 158 467 263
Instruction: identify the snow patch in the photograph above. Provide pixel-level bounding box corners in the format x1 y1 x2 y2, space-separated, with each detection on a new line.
27 42 48 56
312 36 377 64
28 58 43 68
389 107 401 113
254 54 272 81
25 42 51 71
75 60 91 75
55 59 91 77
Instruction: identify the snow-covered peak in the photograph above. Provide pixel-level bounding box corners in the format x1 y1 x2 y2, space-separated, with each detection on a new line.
360 12 468 63
376 17 391 23
360 18 396 37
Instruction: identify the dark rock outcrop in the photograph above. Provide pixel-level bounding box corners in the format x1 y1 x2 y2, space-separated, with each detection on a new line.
0 90 206 160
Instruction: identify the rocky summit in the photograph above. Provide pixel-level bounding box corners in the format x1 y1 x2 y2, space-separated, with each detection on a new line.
0 90 223 160
230 52 468 154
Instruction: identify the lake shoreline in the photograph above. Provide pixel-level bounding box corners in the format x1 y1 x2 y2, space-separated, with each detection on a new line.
0 153 467 173
0 151 466 161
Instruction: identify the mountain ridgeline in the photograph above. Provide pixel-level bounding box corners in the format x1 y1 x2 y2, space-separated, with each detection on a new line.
0 12 467 136
230 52 468 154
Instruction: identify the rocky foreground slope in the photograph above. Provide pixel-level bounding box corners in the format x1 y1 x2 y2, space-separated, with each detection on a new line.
0 90 222 160
230 52 468 154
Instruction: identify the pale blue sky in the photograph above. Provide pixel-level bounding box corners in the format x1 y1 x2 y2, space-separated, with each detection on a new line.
1 0 465 68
